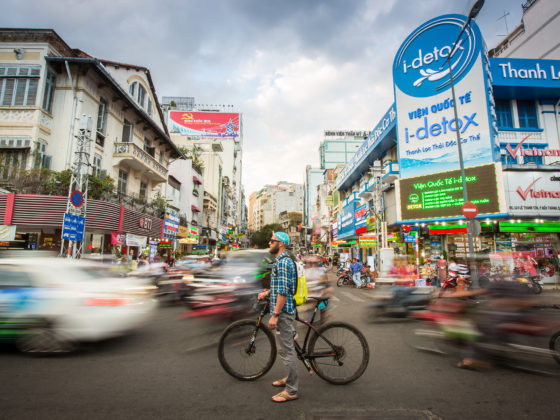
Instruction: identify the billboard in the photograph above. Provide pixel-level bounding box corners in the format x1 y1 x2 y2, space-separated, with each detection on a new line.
504 171 560 217
168 111 240 138
398 163 502 221
393 14 497 179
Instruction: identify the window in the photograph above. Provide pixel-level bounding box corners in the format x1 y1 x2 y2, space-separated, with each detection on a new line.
118 169 128 195
147 99 153 116
42 70 56 113
0 65 40 106
523 145 545 165
129 81 136 97
517 100 538 129
144 137 154 157
501 149 517 165
139 181 147 200
33 140 51 169
96 97 108 147
137 85 146 108
122 119 133 142
159 150 164 164
92 153 102 176
495 99 513 128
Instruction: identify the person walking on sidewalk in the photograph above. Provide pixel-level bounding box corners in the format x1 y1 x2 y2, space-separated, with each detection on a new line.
258 231 298 403
350 258 363 288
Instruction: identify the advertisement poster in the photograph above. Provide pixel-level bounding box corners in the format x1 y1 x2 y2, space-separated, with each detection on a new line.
168 111 240 138
393 14 497 180
504 171 560 217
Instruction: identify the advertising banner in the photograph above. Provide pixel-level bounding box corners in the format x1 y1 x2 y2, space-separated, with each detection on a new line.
163 212 180 238
354 204 367 234
126 234 147 247
393 14 497 180
338 202 356 239
178 226 189 238
504 171 560 217
168 111 240 138
111 232 126 245
399 163 502 221
0 225 16 241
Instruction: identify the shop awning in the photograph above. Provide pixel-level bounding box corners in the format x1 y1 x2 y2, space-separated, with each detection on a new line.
193 176 202 184
191 205 201 212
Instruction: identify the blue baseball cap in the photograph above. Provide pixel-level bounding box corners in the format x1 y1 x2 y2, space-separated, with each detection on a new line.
273 231 290 245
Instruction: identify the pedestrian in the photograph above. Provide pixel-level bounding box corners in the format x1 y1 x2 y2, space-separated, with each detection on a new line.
258 231 298 403
349 258 363 288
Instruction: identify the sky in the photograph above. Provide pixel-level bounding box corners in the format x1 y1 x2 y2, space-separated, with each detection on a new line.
2 0 523 196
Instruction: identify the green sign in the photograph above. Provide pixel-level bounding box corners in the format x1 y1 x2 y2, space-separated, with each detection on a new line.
499 221 560 232
400 164 501 221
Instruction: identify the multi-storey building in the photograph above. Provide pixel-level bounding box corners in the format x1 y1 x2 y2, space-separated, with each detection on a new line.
319 131 367 169
0 29 182 257
248 182 303 232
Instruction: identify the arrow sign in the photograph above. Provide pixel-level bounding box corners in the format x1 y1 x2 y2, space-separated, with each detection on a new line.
461 201 478 219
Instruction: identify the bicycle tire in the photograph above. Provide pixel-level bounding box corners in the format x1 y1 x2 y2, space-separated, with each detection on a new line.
218 319 276 381
308 322 369 385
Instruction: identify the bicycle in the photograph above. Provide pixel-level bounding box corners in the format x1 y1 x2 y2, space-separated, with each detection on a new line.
218 296 370 385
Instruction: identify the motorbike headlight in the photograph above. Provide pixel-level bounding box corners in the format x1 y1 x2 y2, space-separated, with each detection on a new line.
232 276 246 284
183 274 194 284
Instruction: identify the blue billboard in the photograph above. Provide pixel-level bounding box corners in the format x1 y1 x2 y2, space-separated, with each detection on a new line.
337 202 356 239
393 14 497 179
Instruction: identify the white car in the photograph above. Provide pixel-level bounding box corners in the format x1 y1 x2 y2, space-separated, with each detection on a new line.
0 257 157 353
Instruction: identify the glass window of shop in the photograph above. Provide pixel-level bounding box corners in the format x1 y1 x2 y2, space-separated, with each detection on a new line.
517 100 539 129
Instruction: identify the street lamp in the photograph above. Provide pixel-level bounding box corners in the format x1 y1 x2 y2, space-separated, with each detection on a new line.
443 0 485 287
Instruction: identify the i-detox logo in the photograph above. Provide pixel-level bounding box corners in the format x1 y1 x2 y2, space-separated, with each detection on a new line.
393 14 482 97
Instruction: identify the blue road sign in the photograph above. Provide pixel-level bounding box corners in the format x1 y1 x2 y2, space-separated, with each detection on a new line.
62 212 85 242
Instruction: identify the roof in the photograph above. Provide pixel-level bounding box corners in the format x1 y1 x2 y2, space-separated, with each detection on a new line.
46 56 181 158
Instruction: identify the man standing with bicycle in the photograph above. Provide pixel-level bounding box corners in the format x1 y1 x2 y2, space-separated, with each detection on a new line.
258 231 299 403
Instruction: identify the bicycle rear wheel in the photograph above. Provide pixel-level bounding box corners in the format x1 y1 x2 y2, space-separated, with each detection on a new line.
308 322 369 385
218 319 276 381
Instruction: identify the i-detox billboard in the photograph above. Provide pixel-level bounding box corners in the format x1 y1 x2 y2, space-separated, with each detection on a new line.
393 14 498 180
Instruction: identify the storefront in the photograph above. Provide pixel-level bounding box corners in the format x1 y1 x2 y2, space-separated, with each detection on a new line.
0 193 162 258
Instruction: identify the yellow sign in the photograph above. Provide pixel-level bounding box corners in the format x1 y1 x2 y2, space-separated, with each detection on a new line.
178 225 189 238
178 237 198 244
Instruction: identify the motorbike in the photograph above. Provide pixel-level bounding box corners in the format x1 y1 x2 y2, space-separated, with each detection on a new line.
442 264 470 291
336 268 354 287
366 286 435 321
406 296 560 373
514 271 543 294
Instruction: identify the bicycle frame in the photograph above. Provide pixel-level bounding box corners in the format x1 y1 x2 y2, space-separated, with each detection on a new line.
251 299 342 371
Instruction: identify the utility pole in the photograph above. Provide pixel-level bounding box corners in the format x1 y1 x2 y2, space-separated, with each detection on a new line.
60 115 92 258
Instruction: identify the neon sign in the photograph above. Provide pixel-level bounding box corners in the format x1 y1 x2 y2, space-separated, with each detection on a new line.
400 164 501 220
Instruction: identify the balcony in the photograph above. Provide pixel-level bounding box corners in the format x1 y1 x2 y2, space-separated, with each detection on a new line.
382 162 399 183
113 142 168 183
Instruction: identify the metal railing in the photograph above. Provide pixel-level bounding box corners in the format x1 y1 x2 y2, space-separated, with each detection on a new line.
113 142 167 177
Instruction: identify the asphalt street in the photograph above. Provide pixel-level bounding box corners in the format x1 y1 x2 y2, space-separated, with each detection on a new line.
1 275 560 420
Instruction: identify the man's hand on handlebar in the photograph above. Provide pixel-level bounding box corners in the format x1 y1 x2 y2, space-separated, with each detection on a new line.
258 289 270 301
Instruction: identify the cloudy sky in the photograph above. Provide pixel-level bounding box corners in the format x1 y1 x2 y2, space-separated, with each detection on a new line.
2 0 522 195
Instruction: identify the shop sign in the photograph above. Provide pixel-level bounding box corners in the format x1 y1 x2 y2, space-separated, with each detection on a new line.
404 233 418 243
499 221 560 233
163 212 180 237
111 232 126 245
393 14 497 180
159 239 172 248
139 217 153 231
126 233 147 247
387 233 399 242
354 204 367 234
326 195 334 206
504 171 560 216
428 224 467 235
0 225 16 241
399 163 502 221
359 235 377 247
490 57 560 90
189 226 199 237
366 216 376 231
62 213 85 242
178 226 189 238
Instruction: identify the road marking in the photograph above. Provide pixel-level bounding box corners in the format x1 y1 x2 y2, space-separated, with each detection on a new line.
340 291 366 303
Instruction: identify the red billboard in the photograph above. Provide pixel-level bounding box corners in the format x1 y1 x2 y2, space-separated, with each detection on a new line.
168 111 240 138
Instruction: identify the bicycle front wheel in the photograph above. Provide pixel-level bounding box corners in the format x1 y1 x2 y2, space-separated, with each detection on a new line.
308 322 369 385
218 319 276 381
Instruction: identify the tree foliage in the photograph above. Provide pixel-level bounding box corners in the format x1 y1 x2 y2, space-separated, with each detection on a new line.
250 223 284 249
178 145 205 174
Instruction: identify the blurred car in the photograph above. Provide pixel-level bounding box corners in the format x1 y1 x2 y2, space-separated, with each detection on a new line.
0 257 157 354
182 250 273 320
